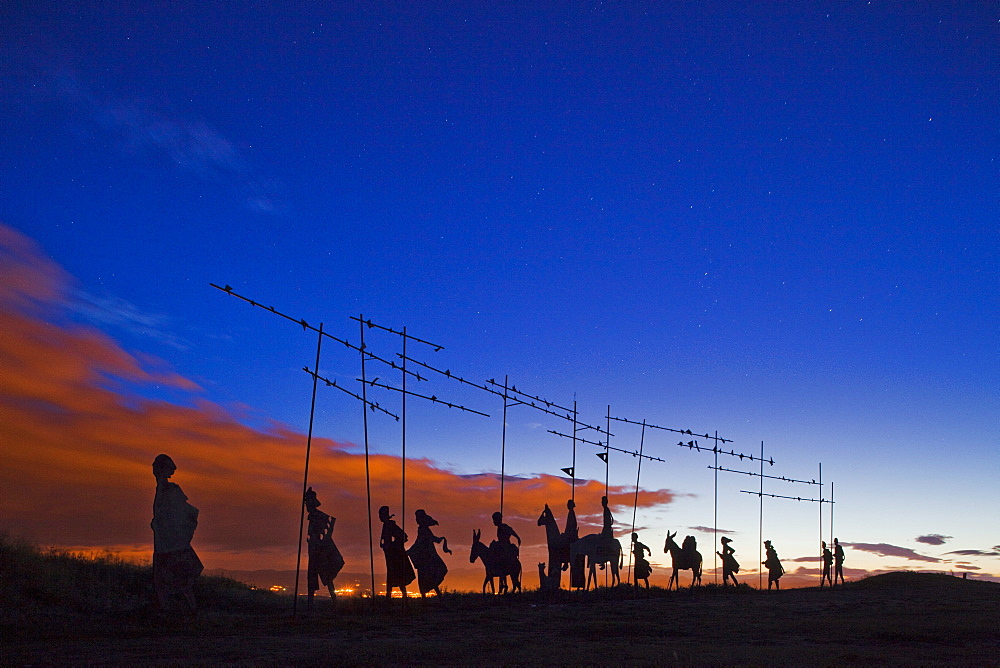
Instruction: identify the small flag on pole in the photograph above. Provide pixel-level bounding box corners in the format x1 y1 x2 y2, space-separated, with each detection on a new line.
561 467 574 477
596 452 608 462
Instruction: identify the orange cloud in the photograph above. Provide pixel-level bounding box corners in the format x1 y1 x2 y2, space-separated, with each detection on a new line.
0 223 678 591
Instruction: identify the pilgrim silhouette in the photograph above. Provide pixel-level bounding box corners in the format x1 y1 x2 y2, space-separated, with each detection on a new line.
568 497 623 590
379 505 414 599
537 504 570 591
407 509 451 597
565 499 585 589
304 487 344 608
718 536 739 586
631 532 652 588
833 537 846 585
469 512 522 594
151 454 203 612
820 541 834 587
762 539 784 590
663 531 702 589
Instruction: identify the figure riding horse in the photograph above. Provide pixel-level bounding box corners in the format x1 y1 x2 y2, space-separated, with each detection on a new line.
569 533 623 590
663 530 703 589
469 529 522 594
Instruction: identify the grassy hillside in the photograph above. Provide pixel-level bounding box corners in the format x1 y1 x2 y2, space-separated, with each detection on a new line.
0 534 283 622
3 534 999 665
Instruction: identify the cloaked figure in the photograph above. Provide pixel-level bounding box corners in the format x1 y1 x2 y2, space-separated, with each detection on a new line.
407 509 451 597
717 536 739 586
631 532 652 588
151 454 203 612
820 541 834 587
565 499 585 589
304 487 344 608
833 537 846 585
762 539 784 590
379 505 415 599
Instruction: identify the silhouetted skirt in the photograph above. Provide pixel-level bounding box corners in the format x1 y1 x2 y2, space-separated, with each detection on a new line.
722 552 740 574
408 536 447 594
308 539 345 592
634 556 652 580
153 546 203 595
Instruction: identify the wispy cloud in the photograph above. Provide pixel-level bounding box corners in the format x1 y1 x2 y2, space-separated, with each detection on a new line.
844 542 942 563
687 526 735 534
945 548 1000 557
52 70 282 214
72 291 189 350
915 534 952 546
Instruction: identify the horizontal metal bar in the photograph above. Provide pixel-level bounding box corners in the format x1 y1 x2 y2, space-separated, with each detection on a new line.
546 429 604 448
397 353 504 397
677 440 771 463
357 378 490 418
212 284 426 380
609 414 733 443
349 316 444 351
302 367 400 421
486 378 573 413
709 465 815 484
740 490 833 504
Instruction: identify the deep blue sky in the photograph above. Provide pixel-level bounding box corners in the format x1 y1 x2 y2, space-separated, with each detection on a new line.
2 2 997 577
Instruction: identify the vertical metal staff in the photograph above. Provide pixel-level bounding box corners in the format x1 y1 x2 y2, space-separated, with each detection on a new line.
360 316 376 600
629 419 647 585
830 481 835 554
500 375 508 516
758 440 764 590
714 430 719 584
401 327 407 534
293 323 324 616
571 399 578 502
818 462 823 586
604 405 611 498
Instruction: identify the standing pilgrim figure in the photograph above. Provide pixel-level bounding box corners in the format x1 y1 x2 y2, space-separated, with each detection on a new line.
565 499 585 589
304 487 344 608
407 509 452 597
151 454 203 612
379 506 415 599
718 536 740 586
762 539 784 590
631 532 652 588
820 541 834 587
833 537 846 585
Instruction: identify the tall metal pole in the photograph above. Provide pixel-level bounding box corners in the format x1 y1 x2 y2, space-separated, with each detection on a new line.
293 323 324 616
830 481 835 550
714 430 719 584
818 462 823 586
500 375 508 516
629 419 647 585
571 400 578 502
758 440 764 590
401 327 407 534
360 316 376 600
604 405 611 499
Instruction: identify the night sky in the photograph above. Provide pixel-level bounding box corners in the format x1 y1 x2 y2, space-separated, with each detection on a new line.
2 2 997 590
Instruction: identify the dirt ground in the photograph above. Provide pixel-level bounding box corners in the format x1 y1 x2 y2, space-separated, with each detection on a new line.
4 572 999 665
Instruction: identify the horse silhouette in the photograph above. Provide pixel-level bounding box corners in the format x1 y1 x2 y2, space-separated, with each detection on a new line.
536 504 570 590
469 529 521 594
663 530 703 589
569 533 622 590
